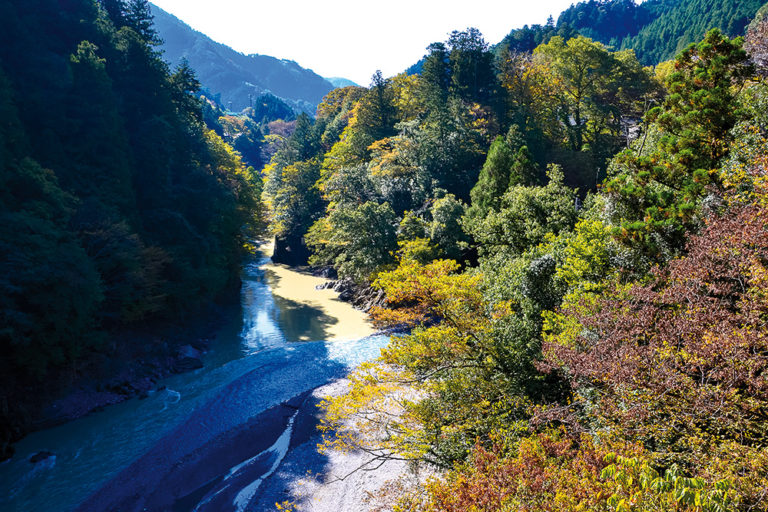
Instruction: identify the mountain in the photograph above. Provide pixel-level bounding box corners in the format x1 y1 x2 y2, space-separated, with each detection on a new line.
150 3 334 113
498 0 766 65
326 77 359 88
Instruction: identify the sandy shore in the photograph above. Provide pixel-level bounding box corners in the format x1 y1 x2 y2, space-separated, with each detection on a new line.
252 379 429 512
260 241 375 342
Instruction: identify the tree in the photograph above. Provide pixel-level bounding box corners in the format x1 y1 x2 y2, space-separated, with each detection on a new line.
465 165 578 259
0 0 265 453
289 112 323 161
421 42 450 108
447 28 498 106
355 70 398 145
271 158 324 244
170 58 202 122
543 190 768 505
417 97 490 201
367 131 430 215
99 0 128 27
321 249 558 467
63 41 135 214
0 158 103 377
428 194 468 260
605 29 752 261
534 36 651 154
126 0 160 45
306 201 398 282
467 125 540 220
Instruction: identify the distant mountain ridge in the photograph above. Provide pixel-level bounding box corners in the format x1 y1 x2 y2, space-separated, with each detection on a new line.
497 0 766 65
326 77 359 88
150 3 334 113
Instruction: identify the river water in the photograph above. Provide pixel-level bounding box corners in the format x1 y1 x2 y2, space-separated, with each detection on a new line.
0 250 388 512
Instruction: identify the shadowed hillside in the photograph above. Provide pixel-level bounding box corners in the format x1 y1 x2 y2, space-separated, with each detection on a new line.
151 3 334 113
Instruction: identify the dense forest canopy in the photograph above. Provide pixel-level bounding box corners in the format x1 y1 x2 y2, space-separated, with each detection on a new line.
262 5 768 510
0 0 264 455
266 27 659 276
3 0 768 508
498 0 766 65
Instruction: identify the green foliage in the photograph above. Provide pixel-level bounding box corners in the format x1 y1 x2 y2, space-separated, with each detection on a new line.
605 29 752 261
0 158 103 376
465 165 578 259
536 36 656 185
247 92 296 124
306 201 398 282
416 97 490 200
466 125 540 220
367 132 431 215
496 16 577 55
427 194 469 261
554 216 619 295
422 29 499 108
506 0 765 66
270 158 324 240
315 25 768 512
355 70 398 147
0 1 264 388
320 259 537 466
497 34 657 191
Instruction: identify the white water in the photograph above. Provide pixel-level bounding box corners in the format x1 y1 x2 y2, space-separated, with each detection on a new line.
0 249 387 512
231 410 298 511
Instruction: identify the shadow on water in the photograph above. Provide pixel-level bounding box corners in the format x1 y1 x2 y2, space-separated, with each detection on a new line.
76 341 348 512
0 243 386 512
272 294 337 342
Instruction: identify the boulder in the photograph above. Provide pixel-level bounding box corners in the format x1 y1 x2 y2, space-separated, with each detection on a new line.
29 451 54 463
173 356 203 373
177 344 202 360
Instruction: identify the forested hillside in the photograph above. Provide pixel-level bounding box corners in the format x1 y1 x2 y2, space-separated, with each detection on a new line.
3 0 768 507
264 9 768 511
150 3 334 114
0 0 262 458
500 0 766 65
266 29 658 270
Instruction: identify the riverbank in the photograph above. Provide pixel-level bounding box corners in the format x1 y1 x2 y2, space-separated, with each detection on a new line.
1 240 377 463
251 378 429 512
76 244 407 511
2 241 402 512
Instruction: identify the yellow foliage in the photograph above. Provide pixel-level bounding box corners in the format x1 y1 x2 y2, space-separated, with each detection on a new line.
389 73 425 121
367 137 419 178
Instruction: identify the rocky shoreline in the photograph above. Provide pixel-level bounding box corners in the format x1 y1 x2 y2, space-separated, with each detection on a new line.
1 263 389 464
308 265 388 313
35 340 208 432
270 236 388 314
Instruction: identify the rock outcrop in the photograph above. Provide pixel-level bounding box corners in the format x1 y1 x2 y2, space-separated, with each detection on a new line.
316 278 387 312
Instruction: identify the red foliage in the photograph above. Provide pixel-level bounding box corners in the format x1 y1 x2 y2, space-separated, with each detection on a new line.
546 197 768 461
409 431 641 512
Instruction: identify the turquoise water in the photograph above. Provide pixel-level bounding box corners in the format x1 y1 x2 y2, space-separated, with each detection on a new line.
0 254 387 512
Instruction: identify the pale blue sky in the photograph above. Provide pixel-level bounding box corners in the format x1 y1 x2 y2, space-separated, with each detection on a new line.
151 0 578 85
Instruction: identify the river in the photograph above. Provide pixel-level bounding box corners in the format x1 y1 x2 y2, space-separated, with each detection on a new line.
0 247 388 512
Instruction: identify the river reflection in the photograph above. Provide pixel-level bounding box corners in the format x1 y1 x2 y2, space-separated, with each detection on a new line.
0 248 385 512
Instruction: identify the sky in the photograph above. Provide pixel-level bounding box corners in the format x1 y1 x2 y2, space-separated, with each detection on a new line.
150 0 579 86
